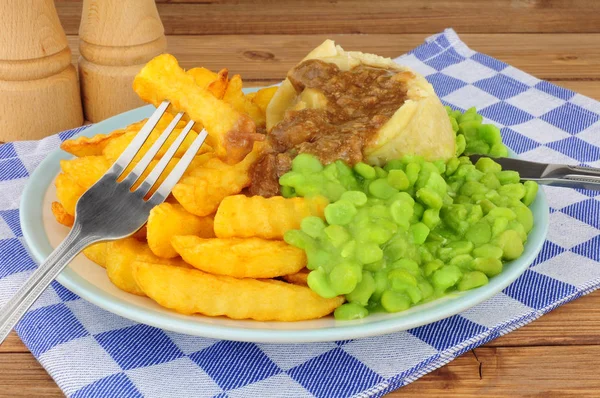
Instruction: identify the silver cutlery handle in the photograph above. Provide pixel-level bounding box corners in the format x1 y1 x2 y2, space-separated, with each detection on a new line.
0 224 96 344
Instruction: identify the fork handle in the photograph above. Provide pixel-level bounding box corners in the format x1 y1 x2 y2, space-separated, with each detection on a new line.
0 224 97 344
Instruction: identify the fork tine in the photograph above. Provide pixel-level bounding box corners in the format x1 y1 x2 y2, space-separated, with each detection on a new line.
120 111 184 188
109 100 170 176
135 120 197 197
148 128 209 206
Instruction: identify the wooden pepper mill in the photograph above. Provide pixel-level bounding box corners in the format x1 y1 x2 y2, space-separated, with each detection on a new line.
0 0 83 141
78 0 167 122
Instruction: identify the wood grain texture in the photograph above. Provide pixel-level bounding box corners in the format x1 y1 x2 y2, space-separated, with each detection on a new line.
64 33 600 81
54 0 600 35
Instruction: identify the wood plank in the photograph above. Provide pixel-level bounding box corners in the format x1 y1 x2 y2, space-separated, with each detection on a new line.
54 0 600 35
0 332 29 354
65 34 600 81
0 354 63 397
392 346 600 396
488 290 600 347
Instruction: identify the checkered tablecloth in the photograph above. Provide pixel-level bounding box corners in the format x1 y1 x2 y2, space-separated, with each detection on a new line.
1 28 600 397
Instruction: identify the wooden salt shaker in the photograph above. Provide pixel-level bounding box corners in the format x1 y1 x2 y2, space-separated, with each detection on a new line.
78 0 167 122
0 0 83 141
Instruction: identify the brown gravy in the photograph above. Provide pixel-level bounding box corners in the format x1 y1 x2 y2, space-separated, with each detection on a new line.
250 59 408 197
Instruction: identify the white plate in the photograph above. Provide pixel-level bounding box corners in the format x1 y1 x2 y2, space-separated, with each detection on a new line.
20 100 549 343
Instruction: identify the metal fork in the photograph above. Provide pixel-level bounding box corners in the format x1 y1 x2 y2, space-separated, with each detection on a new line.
0 101 207 344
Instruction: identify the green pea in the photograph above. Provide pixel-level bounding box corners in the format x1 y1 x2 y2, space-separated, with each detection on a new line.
292 153 323 174
301 216 326 238
450 117 459 132
384 159 404 172
410 222 430 244
346 272 376 306
334 303 368 320
368 204 391 220
465 222 492 245
448 254 472 269
473 244 503 259
478 124 502 145
522 180 538 206
412 202 425 223
284 229 316 251
419 281 435 300
498 183 526 200
508 220 528 242
324 224 351 247
431 265 463 292
492 217 509 237
475 157 502 174
467 205 484 224
455 134 467 157
422 208 441 230
480 172 502 190
389 268 418 291
364 258 386 272
365 225 396 245
325 200 357 225
356 242 384 264
305 247 332 271
375 166 388 178
323 163 338 180
466 140 490 155
446 157 460 176
426 173 448 197
495 230 524 260
479 199 496 214
418 245 434 263
354 162 376 179
423 259 444 277
381 290 412 312
383 234 410 261
329 262 361 295
458 271 489 291
279 171 306 187
307 269 338 298
405 162 421 186
341 190 368 207
388 191 415 207
472 257 503 277
341 240 356 258
489 143 509 157
372 270 389 302
369 178 398 199
388 169 410 190
417 187 443 209
487 207 517 221
512 203 534 233
460 181 488 197
390 200 414 228
439 241 474 261
281 185 297 198
391 259 420 276
496 170 521 185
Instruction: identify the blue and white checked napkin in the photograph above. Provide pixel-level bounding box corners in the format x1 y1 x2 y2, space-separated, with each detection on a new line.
2 28 600 397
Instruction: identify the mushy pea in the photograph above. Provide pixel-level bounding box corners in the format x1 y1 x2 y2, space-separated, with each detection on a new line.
281 106 538 320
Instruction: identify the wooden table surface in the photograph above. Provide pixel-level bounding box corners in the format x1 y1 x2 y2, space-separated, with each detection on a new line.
3 0 600 396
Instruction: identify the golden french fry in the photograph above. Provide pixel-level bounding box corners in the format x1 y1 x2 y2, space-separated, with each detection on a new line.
223 74 265 127
83 242 109 268
103 123 210 163
133 262 344 320
133 54 262 162
171 235 305 278
148 203 215 258
105 238 186 296
172 142 266 216
282 268 309 287
51 201 74 227
55 173 85 215
61 130 126 157
251 86 278 114
214 195 328 239
188 67 229 99
60 156 111 190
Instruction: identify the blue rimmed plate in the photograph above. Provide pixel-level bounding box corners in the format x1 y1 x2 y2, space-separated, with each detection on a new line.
20 90 549 343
